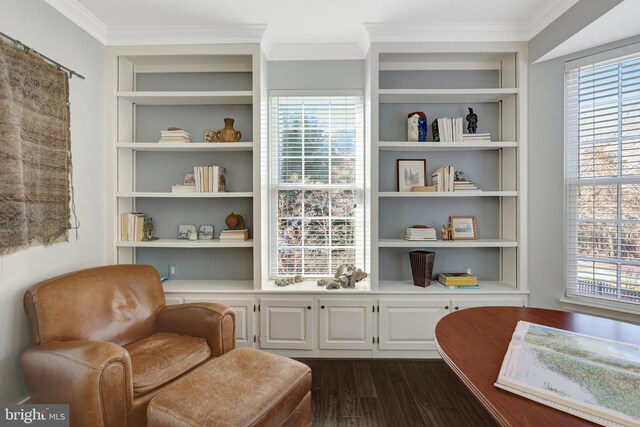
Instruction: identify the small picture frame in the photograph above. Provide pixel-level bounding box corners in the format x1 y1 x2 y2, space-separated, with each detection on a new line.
204 130 219 143
198 225 214 240
449 216 478 240
178 224 196 240
397 159 426 192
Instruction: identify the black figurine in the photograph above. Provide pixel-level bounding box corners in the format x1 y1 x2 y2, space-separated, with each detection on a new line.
466 107 478 134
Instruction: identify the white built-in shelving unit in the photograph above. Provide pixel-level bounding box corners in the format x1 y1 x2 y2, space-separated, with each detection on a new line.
107 44 266 292
106 41 528 358
368 42 528 295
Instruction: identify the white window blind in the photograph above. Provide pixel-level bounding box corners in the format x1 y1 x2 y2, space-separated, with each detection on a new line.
565 49 640 305
270 95 365 277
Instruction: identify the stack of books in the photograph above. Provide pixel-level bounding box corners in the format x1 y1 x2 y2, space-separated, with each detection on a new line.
437 273 479 289
432 117 464 142
191 165 225 193
219 229 249 241
462 133 491 142
405 227 437 241
432 166 455 192
453 180 480 192
159 128 191 143
120 212 145 241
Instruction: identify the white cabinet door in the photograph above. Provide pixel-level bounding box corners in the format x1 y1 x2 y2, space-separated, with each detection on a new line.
259 299 313 350
378 299 449 351
319 299 373 350
450 297 524 312
185 298 256 348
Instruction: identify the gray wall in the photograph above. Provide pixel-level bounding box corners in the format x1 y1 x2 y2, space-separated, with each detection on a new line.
0 0 107 403
269 60 364 90
528 29 640 309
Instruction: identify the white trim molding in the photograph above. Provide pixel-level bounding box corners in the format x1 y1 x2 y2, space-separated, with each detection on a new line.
560 297 640 325
43 0 107 43
364 0 579 45
364 22 530 44
106 24 267 46
524 0 580 39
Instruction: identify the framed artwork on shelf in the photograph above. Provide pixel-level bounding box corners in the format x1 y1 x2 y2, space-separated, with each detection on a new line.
449 216 478 240
397 159 426 192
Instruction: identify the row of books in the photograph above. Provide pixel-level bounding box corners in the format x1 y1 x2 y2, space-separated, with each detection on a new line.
172 166 226 193
405 227 436 241
220 229 249 241
432 117 463 142
159 129 191 143
120 212 146 241
432 166 456 192
431 118 492 143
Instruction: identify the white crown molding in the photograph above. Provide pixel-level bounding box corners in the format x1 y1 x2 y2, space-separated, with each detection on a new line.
524 0 581 39
267 43 366 61
364 22 530 43
43 0 107 43
106 24 267 46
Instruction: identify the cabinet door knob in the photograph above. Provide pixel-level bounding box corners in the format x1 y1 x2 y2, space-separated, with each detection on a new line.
445 305 449 310
307 306 312 310
321 305 325 309
455 306 459 310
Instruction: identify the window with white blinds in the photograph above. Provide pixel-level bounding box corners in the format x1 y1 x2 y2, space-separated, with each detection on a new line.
565 48 640 305
269 94 365 277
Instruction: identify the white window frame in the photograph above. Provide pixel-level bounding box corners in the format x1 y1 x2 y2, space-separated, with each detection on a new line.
268 90 366 279
563 43 640 316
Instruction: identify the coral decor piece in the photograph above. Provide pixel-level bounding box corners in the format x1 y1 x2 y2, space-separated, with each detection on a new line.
316 264 368 290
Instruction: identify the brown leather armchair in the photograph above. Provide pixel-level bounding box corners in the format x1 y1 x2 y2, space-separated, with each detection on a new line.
21 264 235 427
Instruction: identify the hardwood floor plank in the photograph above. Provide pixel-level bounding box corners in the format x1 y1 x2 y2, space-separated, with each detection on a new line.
367 360 408 427
339 361 362 417
382 361 429 426
305 359 497 427
399 360 452 426
352 360 377 398
320 359 341 427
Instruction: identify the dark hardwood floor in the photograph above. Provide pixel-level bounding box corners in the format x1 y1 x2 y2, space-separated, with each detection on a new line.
299 359 498 427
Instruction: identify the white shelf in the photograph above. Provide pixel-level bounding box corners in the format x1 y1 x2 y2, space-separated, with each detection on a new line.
117 142 254 152
378 88 518 104
378 239 518 248
116 91 253 105
377 281 525 294
116 239 254 248
378 141 517 151
117 192 253 198
163 280 254 293
261 279 371 293
379 191 517 197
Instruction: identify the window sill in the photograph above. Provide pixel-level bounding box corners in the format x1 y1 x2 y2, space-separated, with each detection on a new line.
559 296 640 325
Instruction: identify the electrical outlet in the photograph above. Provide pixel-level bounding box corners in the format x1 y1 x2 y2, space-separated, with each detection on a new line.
169 264 177 278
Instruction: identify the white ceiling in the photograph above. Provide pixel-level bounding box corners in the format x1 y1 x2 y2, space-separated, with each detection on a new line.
44 0 581 59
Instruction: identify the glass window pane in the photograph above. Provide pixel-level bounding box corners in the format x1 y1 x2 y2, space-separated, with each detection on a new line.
271 96 363 277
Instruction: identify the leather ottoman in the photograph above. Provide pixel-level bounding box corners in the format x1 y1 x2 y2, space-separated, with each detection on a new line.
147 348 312 427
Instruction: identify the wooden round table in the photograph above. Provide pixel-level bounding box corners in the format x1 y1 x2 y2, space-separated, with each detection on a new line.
434 306 640 427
